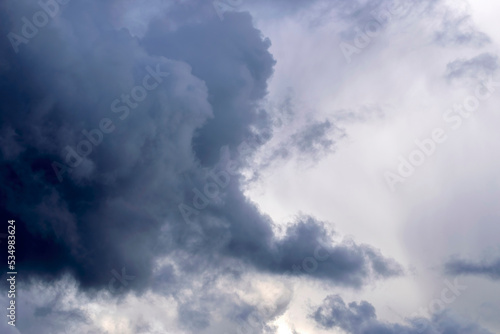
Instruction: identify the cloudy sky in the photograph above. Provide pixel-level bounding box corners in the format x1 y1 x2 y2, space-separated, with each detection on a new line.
1 0 500 333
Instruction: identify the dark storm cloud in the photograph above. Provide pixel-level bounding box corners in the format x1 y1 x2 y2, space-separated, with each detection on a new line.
0 5 401 324
140 10 276 166
311 294 494 334
216 206 402 286
179 179 402 286
445 257 500 280
0 0 213 291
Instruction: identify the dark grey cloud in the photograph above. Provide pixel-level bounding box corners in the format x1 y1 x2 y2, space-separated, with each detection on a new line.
0 0 401 304
445 257 500 280
311 294 494 334
140 10 276 166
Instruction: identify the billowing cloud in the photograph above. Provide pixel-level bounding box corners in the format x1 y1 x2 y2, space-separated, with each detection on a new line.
0 0 400 303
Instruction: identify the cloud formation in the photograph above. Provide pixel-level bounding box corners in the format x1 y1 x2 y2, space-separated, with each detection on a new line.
311 294 494 334
2 0 498 332
446 256 500 280
0 0 400 300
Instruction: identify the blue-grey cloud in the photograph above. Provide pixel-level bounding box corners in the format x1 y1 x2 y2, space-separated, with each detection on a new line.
433 7 490 48
0 0 400 300
7 0 496 332
311 294 494 334
445 53 499 83
290 120 342 157
445 257 500 280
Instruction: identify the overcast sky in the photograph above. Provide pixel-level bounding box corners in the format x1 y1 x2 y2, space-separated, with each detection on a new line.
1 0 500 333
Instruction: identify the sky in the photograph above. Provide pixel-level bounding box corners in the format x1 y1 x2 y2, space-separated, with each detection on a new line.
0 0 499 333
